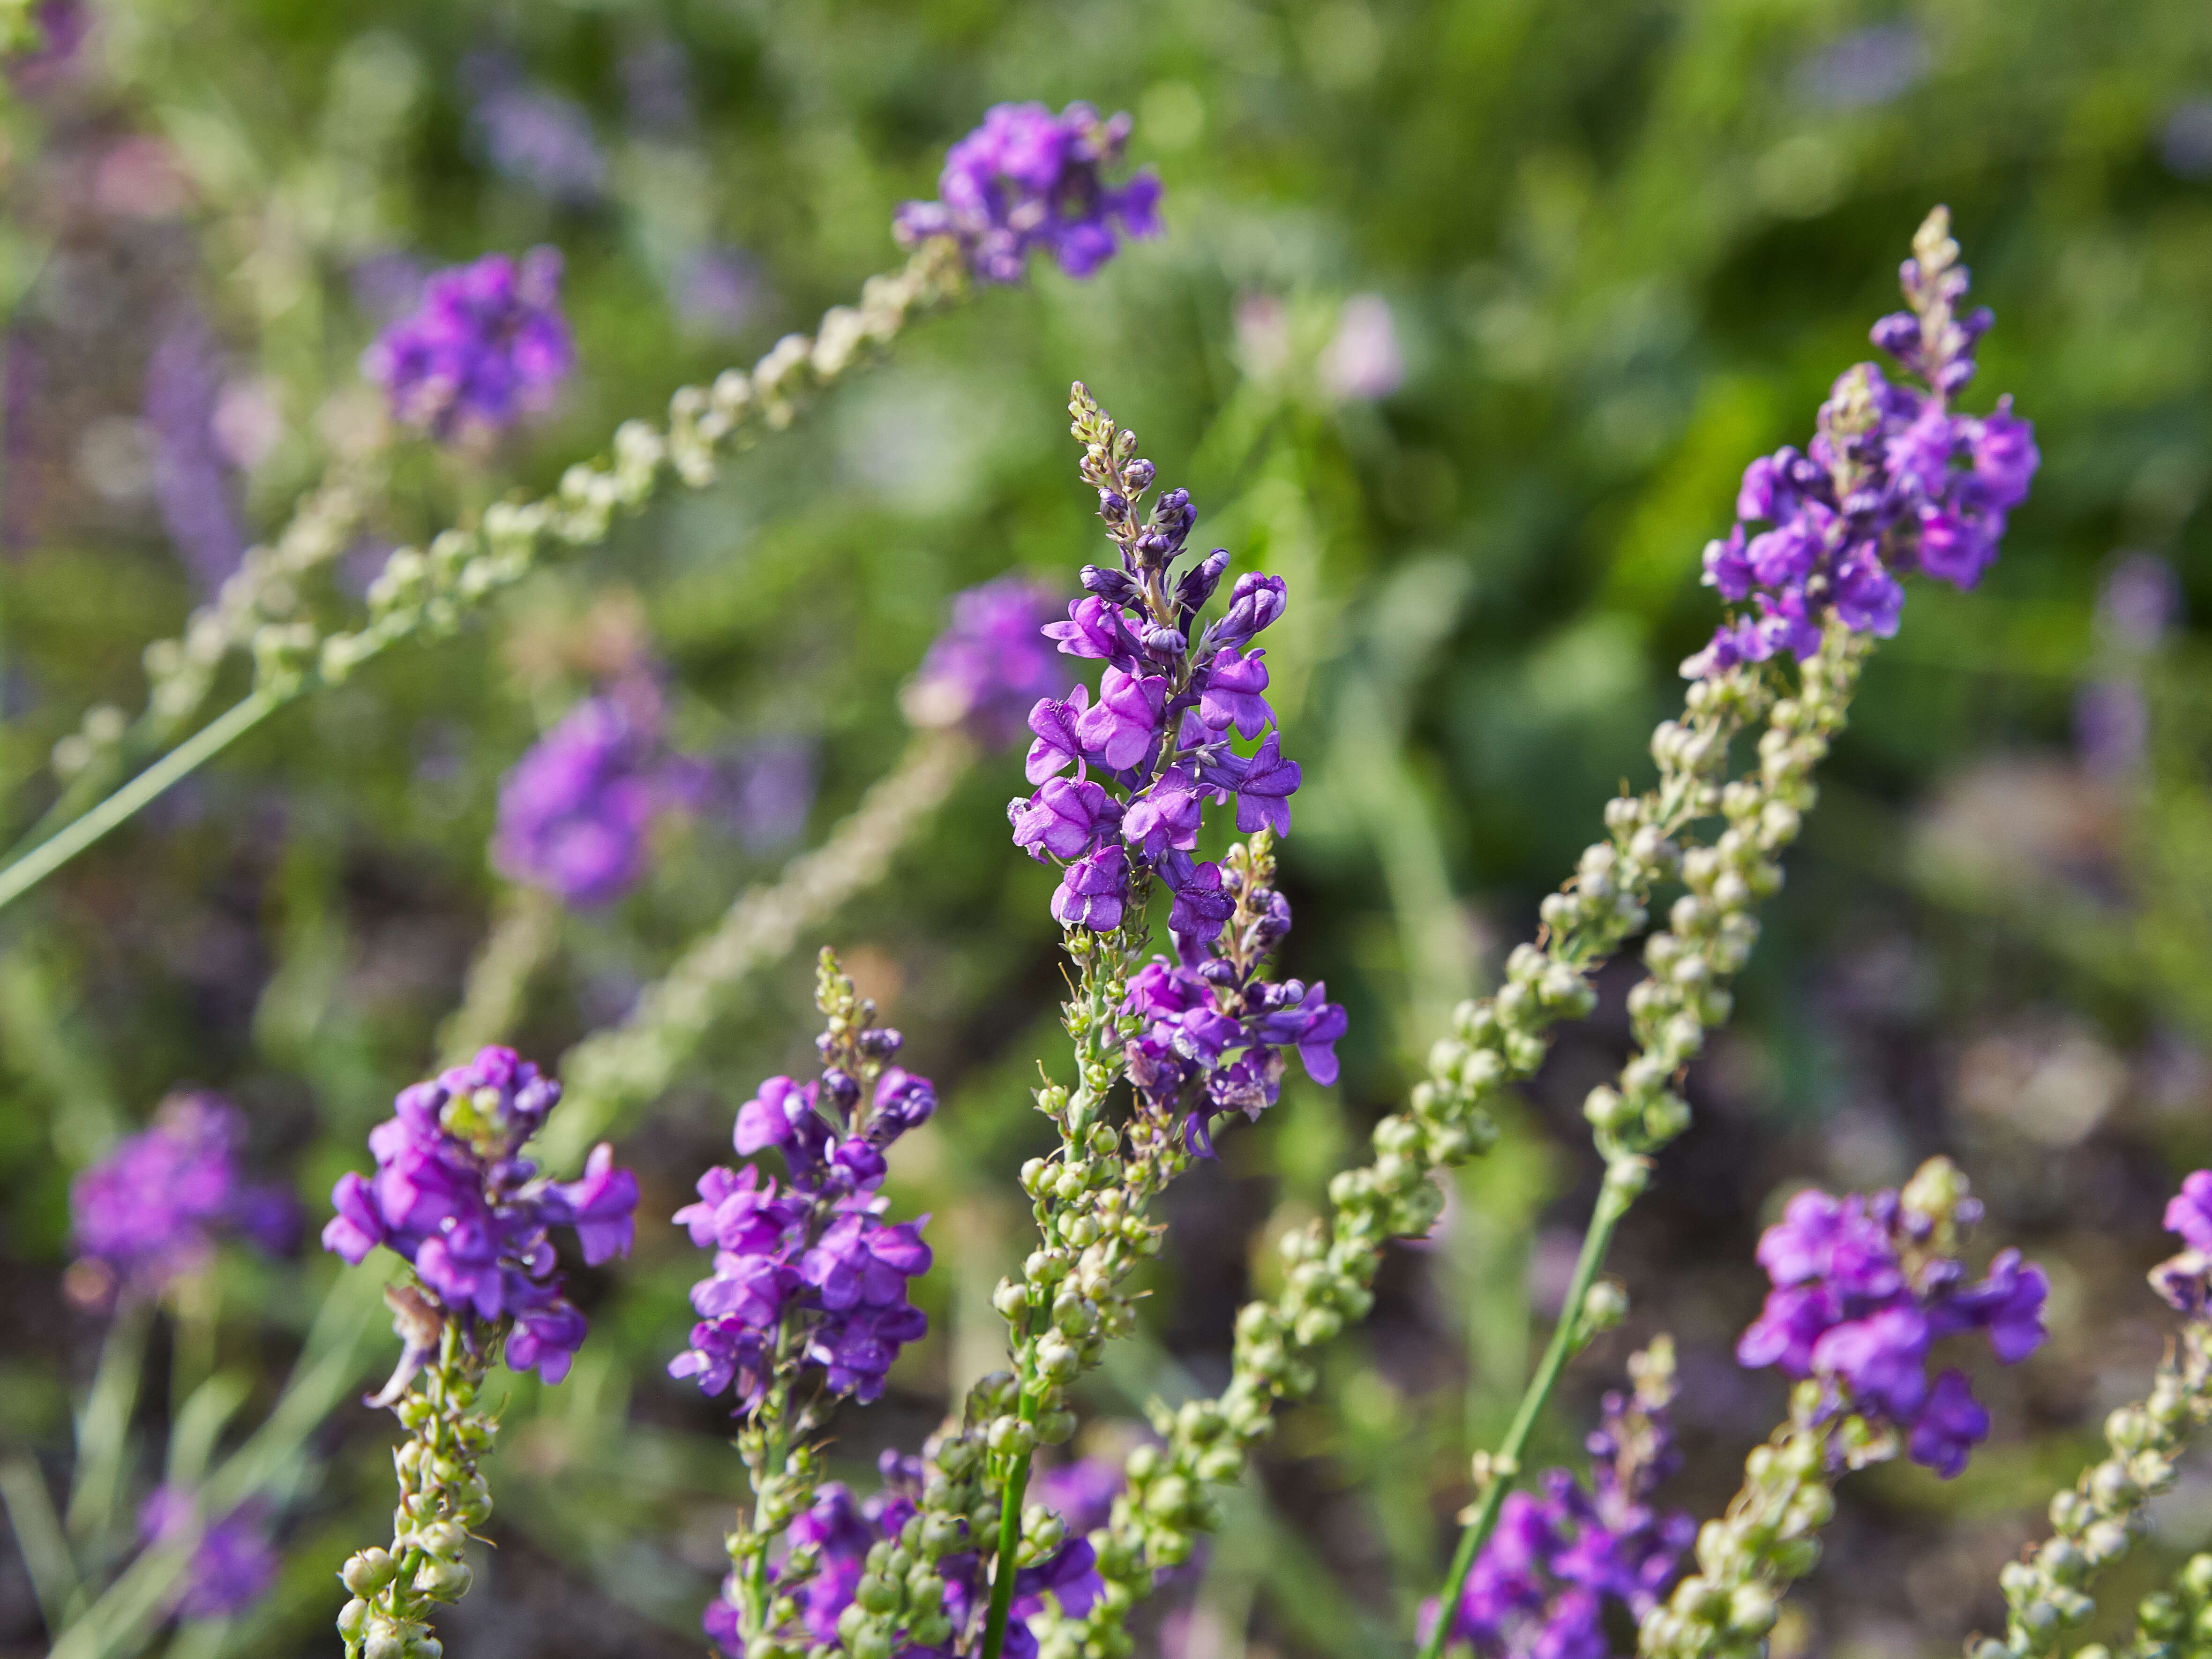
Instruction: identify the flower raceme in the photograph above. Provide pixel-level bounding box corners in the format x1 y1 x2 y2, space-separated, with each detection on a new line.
895 102 1162 285
1004 387 1344 1156
362 246 574 440
668 1036 937 1410
69 1092 299 1306
1687 207 2040 677
321 1044 638 1386
1736 1160 2048 1478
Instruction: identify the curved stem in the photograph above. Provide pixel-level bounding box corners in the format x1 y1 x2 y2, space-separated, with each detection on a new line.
1419 1160 1638 1659
0 688 285 913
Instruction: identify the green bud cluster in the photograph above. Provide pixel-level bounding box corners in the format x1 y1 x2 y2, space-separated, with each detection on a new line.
337 1325 496 1659
1969 1323 2212 1659
1061 624 1867 1658
834 1407 1001 1658
2119 1549 2212 1659
1639 1385 1857 1659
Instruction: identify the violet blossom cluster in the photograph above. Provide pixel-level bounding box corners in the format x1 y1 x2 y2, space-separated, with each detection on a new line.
1012 386 1343 1153
1687 208 2040 678
1736 1172 2048 1477
706 1452 1110 1659
667 1038 936 1410
492 676 704 907
361 247 574 439
1438 1345 1694 1659
894 101 1162 284
138 1487 279 1623
902 574 1076 746
70 1093 299 1304
321 1045 638 1386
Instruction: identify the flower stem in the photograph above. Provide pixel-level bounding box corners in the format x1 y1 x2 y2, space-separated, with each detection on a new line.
1419 1160 1639 1659
980 1404 1037 1659
0 687 285 914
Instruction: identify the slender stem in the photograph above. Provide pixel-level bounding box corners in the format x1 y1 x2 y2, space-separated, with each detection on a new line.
980 1391 1041 1659
0 688 285 914
0 1453 79 1635
1418 1161 1638 1659
65 1299 151 1549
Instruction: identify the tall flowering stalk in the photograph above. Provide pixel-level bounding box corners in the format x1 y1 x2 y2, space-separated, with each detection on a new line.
671 953 941 1650
322 1047 638 1659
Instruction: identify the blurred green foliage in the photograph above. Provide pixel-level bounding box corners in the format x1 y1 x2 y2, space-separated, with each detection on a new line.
4 0 2212 1655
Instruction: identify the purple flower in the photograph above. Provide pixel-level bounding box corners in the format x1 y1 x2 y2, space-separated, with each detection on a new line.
1736 1168 2045 1478
1198 647 1273 738
1074 665 1167 769
1052 843 1129 931
1122 770 1202 860
465 57 606 204
904 575 1075 745
493 680 701 907
1042 595 1140 668
320 1046 636 1386
1011 776 1123 862
138 1488 278 1622
362 247 573 439
2170 1172 2212 1254
894 101 1162 285
1025 684 1092 782
1163 856 1234 940
1212 572 1287 652
1906 1369 1990 1478
1685 211 2036 679
71 1094 298 1304
1233 734 1300 836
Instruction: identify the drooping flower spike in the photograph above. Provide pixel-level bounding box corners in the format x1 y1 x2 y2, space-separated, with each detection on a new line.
895 102 1162 284
1687 206 2039 678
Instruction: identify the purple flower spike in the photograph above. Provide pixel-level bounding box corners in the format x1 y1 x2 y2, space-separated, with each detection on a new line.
1736 1162 2045 1479
893 101 1162 285
1686 209 2036 679
671 992 936 1413
71 1093 298 1305
363 246 573 439
320 1046 637 1386
904 575 1075 745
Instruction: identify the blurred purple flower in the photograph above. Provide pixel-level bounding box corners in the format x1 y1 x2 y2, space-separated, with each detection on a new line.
903 574 1075 745
494 679 703 907
143 307 247 590
1792 24 1928 110
71 1093 299 1305
138 1488 279 1622
362 248 574 440
465 56 606 203
727 736 817 853
670 246 763 338
2161 99 2212 181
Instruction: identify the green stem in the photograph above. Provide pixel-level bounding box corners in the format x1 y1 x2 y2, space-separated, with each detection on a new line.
1418 1161 1638 1659
65 1300 151 1550
980 1393 1040 1659
0 688 285 914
